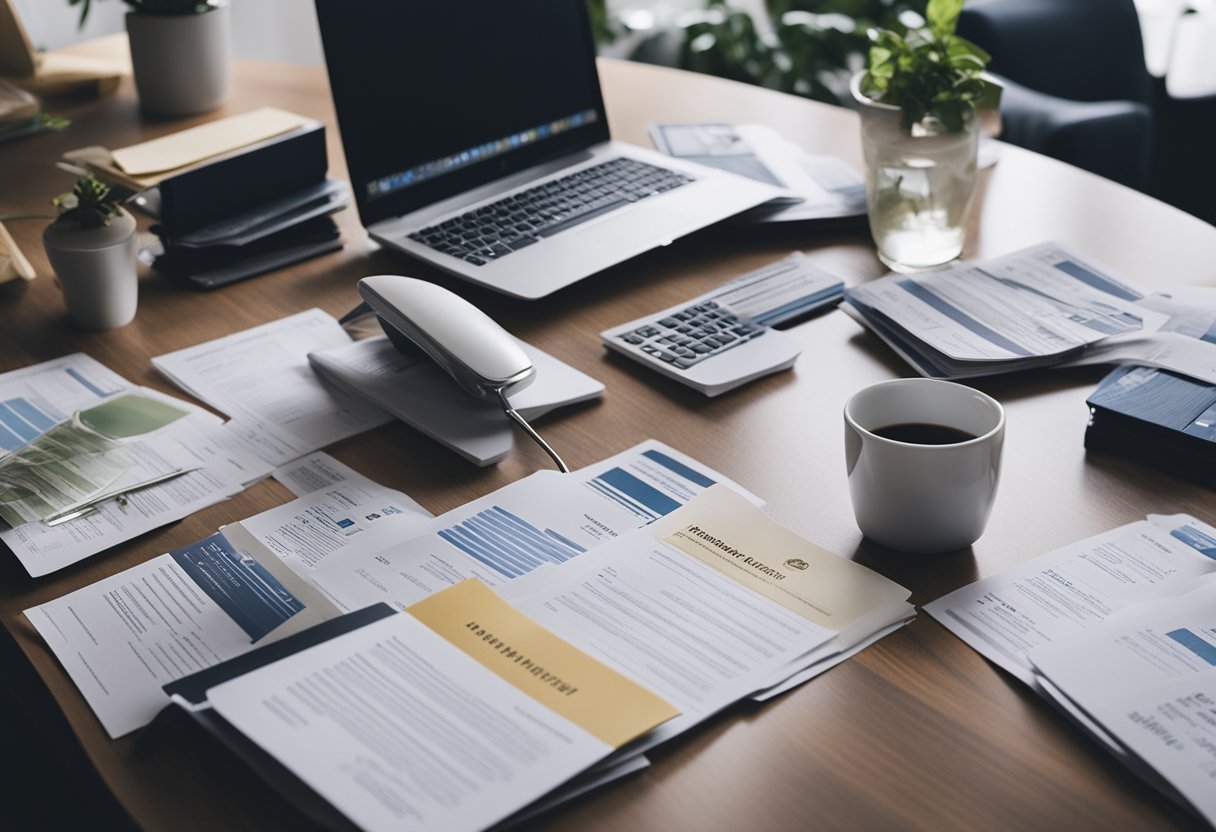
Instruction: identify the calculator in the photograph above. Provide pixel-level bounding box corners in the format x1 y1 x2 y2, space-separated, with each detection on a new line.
601 253 844 396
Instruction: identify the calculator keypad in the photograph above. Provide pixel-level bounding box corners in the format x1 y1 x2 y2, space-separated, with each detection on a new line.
615 301 764 370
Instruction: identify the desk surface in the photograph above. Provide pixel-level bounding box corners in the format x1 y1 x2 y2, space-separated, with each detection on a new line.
2 50 1214 831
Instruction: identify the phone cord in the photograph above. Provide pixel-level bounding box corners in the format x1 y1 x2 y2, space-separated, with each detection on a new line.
496 388 570 473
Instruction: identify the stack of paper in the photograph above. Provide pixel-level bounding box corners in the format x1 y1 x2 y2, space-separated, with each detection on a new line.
842 242 1165 378
27 439 911 830
843 242 1216 385
925 514 1216 824
28 442 911 781
23 442 736 737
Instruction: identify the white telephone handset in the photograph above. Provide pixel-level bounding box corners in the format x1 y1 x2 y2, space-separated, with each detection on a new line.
355 275 568 472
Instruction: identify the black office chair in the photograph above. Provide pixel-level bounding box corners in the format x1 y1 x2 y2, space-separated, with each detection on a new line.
958 0 1154 191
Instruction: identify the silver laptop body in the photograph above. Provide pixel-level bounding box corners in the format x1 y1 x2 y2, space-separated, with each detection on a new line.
316 0 783 300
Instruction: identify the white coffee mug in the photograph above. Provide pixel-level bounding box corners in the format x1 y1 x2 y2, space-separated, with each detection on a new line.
844 378 1005 553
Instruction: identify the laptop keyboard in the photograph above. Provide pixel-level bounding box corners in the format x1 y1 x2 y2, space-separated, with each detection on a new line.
407 157 692 266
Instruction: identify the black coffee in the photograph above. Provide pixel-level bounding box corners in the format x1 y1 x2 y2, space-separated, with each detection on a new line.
871 422 977 445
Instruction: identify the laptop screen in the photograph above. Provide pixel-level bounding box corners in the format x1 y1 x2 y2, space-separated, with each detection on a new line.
316 0 609 227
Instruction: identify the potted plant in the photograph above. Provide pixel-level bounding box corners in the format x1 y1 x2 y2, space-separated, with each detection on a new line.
42 175 140 330
70 0 230 116
851 0 998 272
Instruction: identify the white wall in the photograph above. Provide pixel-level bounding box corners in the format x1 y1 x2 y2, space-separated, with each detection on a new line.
12 0 324 65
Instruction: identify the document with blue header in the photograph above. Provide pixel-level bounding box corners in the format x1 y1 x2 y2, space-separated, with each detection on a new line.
243 440 761 612
926 514 1216 819
1027 579 1216 827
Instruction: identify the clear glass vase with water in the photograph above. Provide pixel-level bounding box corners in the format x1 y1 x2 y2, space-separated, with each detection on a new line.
852 76 979 273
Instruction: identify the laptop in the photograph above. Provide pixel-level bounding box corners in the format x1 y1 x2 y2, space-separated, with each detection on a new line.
314 0 784 300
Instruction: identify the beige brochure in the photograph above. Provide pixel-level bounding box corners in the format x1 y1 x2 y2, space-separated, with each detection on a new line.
409 578 678 748
657 484 909 630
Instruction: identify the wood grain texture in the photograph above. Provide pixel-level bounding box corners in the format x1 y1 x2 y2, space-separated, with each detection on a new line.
1 50 1213 831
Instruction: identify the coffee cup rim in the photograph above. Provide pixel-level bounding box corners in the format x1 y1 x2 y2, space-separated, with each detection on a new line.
844 378 1005 449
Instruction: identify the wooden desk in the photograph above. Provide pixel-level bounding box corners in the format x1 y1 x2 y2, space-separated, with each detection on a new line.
2 53 1214 831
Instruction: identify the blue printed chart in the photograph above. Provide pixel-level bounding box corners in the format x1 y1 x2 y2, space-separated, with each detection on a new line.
0 362 124 452
584 448 715 523
0 397 58 452
437 506 588 579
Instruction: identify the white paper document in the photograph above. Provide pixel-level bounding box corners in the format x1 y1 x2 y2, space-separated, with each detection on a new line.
1028 580 1216 825
502 485 913 752
152 309 391 468
257 440 758 612
1070 331 1216 386
24 527 334 737
238 466 433 575
271 451 377 497
925 513 1216 685
844 242 1162 376
0 353 128 445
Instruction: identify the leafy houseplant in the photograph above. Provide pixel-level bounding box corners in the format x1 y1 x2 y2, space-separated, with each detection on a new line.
851 0 995 271
42 175 140 330
69 0 230 116
858 0 995 130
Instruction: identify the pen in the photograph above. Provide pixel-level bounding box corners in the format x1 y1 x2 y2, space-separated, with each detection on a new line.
42 467 201 527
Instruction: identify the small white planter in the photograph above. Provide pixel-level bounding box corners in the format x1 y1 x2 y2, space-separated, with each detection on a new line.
43 208 139 331
126 3 230 116
851 73 979 273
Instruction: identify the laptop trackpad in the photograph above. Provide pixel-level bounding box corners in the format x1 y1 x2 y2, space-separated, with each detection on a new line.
564 205 692 252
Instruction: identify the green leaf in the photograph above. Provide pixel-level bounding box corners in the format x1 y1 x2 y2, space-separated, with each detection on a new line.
926 0 964 37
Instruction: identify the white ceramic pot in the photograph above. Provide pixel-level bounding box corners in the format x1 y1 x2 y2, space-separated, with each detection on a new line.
851 73 979 273
126 3 230 116
43 208 139 331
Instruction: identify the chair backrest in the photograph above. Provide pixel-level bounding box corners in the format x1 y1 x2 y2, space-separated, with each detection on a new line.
958 0 1152 106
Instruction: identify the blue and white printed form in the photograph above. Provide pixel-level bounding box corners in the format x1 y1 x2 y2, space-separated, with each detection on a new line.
844 242 1165 366
23 461 430 737
24 527 335 738
925 513 1216 686
258 440 761 612
1028 579 1216 826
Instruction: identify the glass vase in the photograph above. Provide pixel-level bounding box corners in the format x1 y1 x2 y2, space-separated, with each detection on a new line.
851 74 979 273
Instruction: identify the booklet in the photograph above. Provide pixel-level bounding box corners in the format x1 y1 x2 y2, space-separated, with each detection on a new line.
841 242 1216 386
1084 364 1216 487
